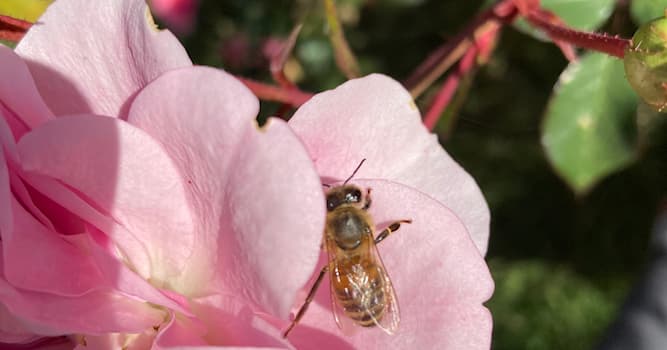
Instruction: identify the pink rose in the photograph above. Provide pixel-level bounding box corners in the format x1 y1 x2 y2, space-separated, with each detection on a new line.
1 0 322 348
0 0 493 349
283 75 493 349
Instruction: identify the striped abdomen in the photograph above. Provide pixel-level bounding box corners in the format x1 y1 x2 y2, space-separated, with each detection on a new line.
332 259 387 327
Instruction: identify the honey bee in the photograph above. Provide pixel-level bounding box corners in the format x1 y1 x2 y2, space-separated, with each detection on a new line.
283 159 411 338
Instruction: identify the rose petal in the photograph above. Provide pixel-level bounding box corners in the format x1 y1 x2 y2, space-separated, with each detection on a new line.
288 74 490 255
287 180 493 349
1 337 75 350
0 46 54 132
218 119 325 318
0 107 19 165
17 115 195 289
153 311 207 349
74 328 158 350
127 66 259 172
153 305 289 350
80 227 190 315
0 113 54 233
15 0 191 118
0 267 165 336
0 302 40 344
0 139 11 237
127 66 259 297
3 196 106 296
21 173 151 279
184 294 292 348
127 66 325 316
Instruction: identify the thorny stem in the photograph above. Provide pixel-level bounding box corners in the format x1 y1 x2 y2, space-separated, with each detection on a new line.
524 10 630 58
412 0 632 132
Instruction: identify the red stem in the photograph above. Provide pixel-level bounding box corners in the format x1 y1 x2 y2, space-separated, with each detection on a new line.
0 15 33 42
423 42 480 131
422 14 500 132
404 0 517 96
422 60 469 131
237 77 313 107
524 9 631 58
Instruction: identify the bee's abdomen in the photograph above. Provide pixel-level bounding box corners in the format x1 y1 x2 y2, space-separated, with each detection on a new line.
334 263 387 327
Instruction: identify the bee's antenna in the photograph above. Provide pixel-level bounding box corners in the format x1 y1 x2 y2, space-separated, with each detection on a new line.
322 183 331 188
343 158 366 185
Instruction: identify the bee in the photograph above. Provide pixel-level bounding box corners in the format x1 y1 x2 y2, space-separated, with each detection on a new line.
283 159 411 338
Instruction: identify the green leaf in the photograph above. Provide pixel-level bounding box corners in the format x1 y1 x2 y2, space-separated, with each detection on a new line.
514 0 616 39
630 0 667 25
542 53 638 193
488 259 625 350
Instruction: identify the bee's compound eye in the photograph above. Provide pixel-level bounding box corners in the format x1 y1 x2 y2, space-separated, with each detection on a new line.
326 197 339 211
345 189 362 203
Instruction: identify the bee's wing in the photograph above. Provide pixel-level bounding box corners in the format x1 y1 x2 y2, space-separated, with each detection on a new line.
367 236 400 335
325 235 358 336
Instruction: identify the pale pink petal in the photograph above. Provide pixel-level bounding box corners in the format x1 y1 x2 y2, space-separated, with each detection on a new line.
217 120 324 318
0 113 56 231
185 294 292 348
1 104 30 142
2 196 106 296
74 329 158 350
127 66 259 169
128 65 258 296
153 312 207 348
0 46 54 133
288 74 490 255
286 180 493 349
0 107 19 164
0 303 41 344
161 347 285 350
1 337 75 350
127 66 325 316
17 115 195 289
68 228 190 315
21 173 151 279
154 302 290 349
0 138 11 237
161 348 286 350
0 274 166 336
15 0 191 118
0 114 54 236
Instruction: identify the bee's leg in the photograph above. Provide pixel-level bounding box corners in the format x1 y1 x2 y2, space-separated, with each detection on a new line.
375 219 412 244
282 265 330 338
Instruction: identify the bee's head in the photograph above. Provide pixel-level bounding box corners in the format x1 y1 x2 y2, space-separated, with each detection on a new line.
325 185 364 211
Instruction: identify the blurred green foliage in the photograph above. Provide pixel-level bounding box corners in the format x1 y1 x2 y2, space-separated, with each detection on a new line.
177 0 667 348
631 0 667 24
489 259 626 350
